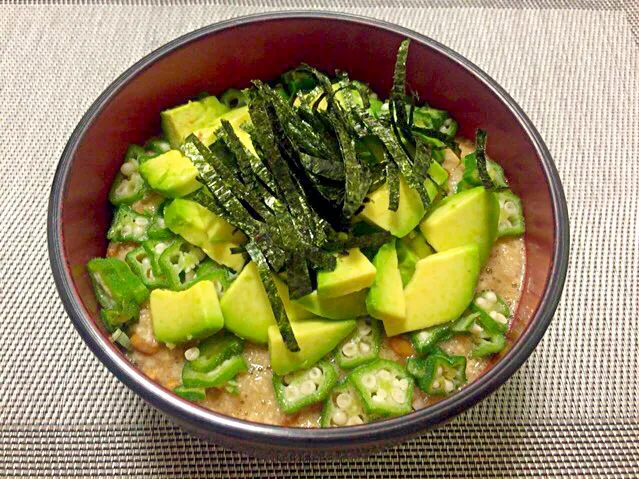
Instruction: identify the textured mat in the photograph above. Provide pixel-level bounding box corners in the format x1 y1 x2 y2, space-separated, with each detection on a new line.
1 2 638 478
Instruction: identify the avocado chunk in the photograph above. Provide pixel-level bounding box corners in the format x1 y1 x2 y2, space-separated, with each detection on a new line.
192 106 252 149
366 240 406 322
273 276 316 322
317 248 377 299
358 171 443 238
164 198 246 271
139 150 201 198
268 319 357 375
161 96 229 148
420 186 499 266
220 262 275 344
396 240 421 287
399 230 434 259
384 244 480 336
150 280 224 344
165 198 246 244
294 289 368 320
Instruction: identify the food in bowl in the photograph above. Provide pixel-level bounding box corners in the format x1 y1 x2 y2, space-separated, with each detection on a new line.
87 40 526 428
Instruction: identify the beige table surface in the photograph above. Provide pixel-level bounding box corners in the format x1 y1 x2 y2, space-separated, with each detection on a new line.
1 1 638 477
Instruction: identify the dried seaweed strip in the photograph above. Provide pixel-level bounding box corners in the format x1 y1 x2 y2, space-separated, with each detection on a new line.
355 109 430 209
299 153 344 181
331 113 370 219
474 129 494 190
286 253 313 300
245 242 299 352
390 39 413 142
386 161 400 212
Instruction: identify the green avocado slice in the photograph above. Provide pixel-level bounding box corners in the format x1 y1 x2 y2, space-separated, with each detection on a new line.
384 244 480 336
164 198 246 271
268 319 357 375
366 240 406 322
139 150 201 198
316 248 376 299
419 186 499 266
161 96 229 148
220 262 275 344
150 280 224 344
294 289 368 320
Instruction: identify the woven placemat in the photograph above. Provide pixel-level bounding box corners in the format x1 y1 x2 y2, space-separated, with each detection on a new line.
1 2 638 477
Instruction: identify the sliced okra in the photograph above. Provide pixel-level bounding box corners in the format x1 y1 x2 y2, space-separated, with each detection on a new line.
158 238 206 290
107 205 152 243
350 359 414 417
407 348 467 395
496 190 525 237
410 323 452 355
470 290 511 333
109 145 148 206
188 333 243 373
321 380 373 427
335 318 381 369
273 360 338 415
182 355 247 389
125 245 168 289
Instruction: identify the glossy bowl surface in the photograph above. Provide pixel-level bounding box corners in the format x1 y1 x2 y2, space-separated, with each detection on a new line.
48 11 569 456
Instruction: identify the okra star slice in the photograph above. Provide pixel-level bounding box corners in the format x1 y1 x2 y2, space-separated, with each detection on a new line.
350 359 414 416
158 239 206 290
107 205 152 243
451 312 481 333
147 202 174 240
470 290 510 333
143 238 175 278
188 333 243 373
183 259 236 294
465 312 507 358
410 323 453 355
321 381 373 427
407 349 467 395
182 354 248 389
335 318 381 369
173 385 206 401
125 245 168 289
109 149 148 206
496 190 525 237
273 360 338 414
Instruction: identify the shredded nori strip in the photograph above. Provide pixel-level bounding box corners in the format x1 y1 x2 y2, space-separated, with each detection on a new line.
185 137 289 270
474 129 494 190
299 153 344 181
286 253 313 300
239 123 280 194
343 231 392 251
386 161 400 212
390 39 413 143
245 242 299 352
247 90 310 232
208 138 276 222
183 138 260 235
331 112 371 219
354 108 430 208
413 138 433 181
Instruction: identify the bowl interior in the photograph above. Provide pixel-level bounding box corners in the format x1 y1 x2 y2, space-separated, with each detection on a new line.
55 15 555 431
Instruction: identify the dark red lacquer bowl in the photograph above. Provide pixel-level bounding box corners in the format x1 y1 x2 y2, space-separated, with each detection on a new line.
48 12 569 457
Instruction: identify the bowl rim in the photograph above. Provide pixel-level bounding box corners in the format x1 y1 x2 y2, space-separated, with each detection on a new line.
48 10 569 449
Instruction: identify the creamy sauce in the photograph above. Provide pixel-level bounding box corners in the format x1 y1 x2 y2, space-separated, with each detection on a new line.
113 137 526 428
